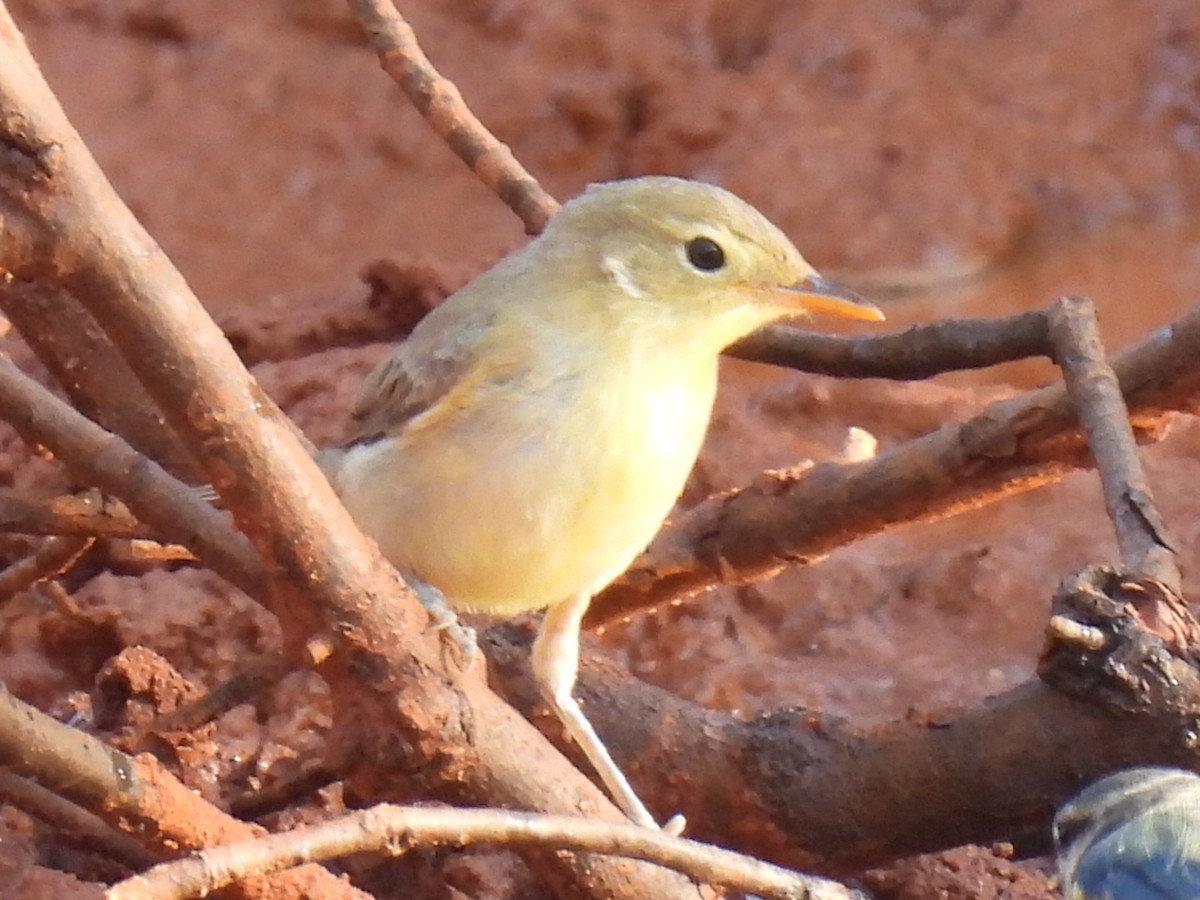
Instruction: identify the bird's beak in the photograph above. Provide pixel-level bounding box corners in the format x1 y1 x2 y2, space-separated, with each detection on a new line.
771 274 886 322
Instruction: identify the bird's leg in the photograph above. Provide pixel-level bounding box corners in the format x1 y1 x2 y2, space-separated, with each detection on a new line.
532 593 685 834
408 574 477 671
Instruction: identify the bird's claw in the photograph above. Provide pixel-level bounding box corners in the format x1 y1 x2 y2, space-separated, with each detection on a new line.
410 576 478 671
434 617 478 672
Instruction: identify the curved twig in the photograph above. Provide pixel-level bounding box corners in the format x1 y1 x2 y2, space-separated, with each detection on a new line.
107 804 865 900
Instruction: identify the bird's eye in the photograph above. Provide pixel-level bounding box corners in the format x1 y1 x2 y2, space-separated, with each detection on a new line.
685 237 726 272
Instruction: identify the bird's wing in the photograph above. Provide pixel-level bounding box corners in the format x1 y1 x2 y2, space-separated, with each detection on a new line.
345 298 502 444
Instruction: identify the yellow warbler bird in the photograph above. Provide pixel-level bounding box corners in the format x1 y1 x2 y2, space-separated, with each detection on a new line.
322 176 884 830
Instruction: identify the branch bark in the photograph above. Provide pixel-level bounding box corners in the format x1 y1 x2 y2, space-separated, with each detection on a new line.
0 683 364 899
108 805 865 900
349 0 558 235
484 607 1200 872
0 359 264 597
1049 297 1180 590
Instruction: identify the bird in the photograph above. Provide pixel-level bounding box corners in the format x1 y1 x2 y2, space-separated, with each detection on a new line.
1054 766 1200 899
320 175 885 830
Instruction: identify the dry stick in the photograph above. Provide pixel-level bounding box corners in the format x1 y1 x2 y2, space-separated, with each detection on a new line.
728 307 1053 378
486 608 1200 871
0 282 202 482
0 488 152 539
106 804 865 900
146 654 292 736
349 0 559 235
1048 297 1181 591
587 300 1200 627
0 361 264 598
0 533 92 602
0 770 156 870
0 683 366 900
227 759 338 821
0 10 699 899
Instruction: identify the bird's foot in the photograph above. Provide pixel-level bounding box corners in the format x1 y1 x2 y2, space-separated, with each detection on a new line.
410 576 477 671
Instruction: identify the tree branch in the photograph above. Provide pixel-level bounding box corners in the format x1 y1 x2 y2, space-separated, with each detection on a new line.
0 360 264 597
484 607 1200 871
0 533 91 602
1049 297 1180 590
0 770 155 870
0 682 364 899
588 300 1200 627
107 804 865 900
0 488 151 540
348 0 558 234
727 307 1053 378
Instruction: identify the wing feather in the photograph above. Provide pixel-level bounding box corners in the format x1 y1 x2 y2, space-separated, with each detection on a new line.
347 298 498 443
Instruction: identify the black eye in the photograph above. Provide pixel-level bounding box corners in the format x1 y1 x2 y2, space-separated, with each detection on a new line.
686 236 726 272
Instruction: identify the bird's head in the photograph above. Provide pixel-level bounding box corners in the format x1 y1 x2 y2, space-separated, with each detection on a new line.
538 176 884 350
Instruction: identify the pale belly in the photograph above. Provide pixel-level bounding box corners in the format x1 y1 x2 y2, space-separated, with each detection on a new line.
334 363 718 615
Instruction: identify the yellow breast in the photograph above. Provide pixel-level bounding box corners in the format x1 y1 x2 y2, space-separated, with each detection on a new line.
334 351 718 615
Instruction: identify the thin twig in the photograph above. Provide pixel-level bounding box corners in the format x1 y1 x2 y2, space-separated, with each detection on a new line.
1048 296 1180 591
588 301 1200 627
227 760 339 821
0 360 264 598
0 770 156 870
349 0 559 234
107 804 865 900
0 534 92 602
146 654 292 735
728 308 1052 378
0 487 152 539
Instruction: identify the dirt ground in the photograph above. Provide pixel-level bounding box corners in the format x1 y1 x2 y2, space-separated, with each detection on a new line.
2 0 1200 897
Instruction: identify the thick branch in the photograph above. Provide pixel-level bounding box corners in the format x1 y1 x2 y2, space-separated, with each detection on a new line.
0 683 364 899
485 603 1200 872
